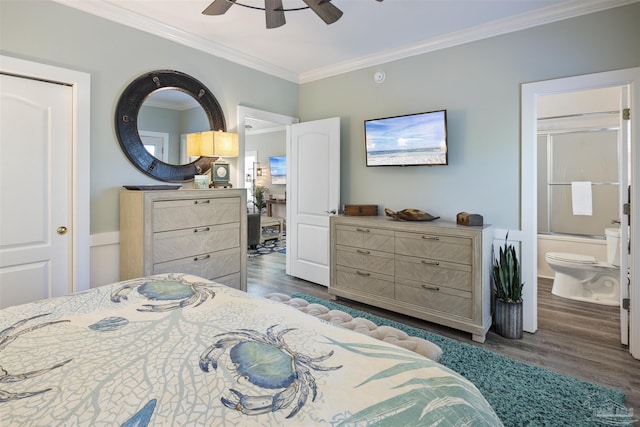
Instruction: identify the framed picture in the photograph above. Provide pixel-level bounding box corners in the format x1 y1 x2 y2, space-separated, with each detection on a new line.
212 162 230 184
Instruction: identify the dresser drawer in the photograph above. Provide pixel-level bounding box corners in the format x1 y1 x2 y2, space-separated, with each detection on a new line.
153 223 239 264
335 225 394 252
335 266 394 299
153 197 240 232
395 231 471 265
396 277 472 318
336 245 394 275
153 247 240 280
395 254 472 292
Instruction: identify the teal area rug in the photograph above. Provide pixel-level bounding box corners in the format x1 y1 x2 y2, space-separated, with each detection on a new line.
291 293 633 427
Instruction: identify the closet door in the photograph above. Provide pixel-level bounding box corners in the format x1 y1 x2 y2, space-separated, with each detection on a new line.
0 74 73 308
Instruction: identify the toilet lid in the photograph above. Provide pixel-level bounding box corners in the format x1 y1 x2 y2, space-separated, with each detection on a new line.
546 252 597 264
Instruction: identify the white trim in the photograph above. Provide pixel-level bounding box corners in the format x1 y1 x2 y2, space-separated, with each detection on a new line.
51 0 298 83
521 68 640 359
50 0 636 84
0 55 91 293
90 231 120 248
301 0 638 83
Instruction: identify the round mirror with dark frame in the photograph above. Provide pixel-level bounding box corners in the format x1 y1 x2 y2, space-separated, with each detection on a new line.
115 70 226 182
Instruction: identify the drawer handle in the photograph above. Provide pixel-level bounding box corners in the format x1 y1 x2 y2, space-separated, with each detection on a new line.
421 285 440 291
356 249 371 255
193 254 211 262
194 200 211 204
356 228 370 233
422 235 440 240
194 227 210 233
421 260 440 266
356 271 371 277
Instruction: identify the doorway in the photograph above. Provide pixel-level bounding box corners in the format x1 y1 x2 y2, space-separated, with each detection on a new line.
521 67 640 359
237 106 298 270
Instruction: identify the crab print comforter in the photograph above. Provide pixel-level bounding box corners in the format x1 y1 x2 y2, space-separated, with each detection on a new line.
0 274 502 426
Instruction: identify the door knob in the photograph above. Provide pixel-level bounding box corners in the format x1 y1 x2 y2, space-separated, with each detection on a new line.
325 209 337 215
57 226 68 235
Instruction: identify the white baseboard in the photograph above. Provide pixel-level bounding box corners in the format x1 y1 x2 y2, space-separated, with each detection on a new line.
90 231 119 247
90 232 120 288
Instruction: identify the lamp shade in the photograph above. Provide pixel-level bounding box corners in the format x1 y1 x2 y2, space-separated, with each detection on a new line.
186 132 202 157
186 130 237 157
213 131 239 157
200 131 216 156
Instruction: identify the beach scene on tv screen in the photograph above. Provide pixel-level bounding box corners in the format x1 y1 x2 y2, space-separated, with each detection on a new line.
365 111 447 166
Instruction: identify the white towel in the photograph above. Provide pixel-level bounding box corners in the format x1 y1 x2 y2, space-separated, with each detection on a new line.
571 181 592 216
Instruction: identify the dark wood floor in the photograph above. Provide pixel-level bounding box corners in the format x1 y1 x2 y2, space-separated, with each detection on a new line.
246 252 640 413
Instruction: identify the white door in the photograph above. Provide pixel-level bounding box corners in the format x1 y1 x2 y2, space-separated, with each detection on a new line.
286 117 340 286
0 73 73 308
139 130 169 162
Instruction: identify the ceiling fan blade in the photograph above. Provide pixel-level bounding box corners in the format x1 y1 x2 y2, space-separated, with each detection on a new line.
265 0 286 29
302 0 343 25
202 0 234 16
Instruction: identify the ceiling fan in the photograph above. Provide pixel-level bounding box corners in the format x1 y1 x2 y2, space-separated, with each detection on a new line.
203 0 383 29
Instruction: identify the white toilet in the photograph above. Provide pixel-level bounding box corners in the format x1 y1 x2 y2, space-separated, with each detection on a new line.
545 228 621 306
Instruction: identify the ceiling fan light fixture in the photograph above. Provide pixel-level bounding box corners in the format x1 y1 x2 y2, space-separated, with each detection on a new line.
202 0 382 29
302 0 343 25
265 0 286 28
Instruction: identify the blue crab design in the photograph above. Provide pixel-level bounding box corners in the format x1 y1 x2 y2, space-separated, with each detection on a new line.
111 274 216 312
0 314 72 403
199 325 341 418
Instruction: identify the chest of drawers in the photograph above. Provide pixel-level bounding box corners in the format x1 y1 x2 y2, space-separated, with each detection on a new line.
120 189 247 291
330 215 492 342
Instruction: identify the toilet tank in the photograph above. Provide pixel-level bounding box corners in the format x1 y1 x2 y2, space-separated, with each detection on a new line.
605 227 621 266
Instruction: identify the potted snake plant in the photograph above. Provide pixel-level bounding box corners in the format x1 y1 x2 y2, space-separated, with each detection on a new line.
492 233 524 339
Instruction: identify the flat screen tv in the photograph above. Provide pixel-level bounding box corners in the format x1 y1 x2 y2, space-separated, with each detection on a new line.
269 155 286 184
364 110 448 166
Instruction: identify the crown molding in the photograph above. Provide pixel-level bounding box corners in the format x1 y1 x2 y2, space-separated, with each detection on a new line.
51 0 300 83
299 0 639 83
53 0 637 85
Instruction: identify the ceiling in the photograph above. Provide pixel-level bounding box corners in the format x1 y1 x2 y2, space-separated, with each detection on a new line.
54 0 635 83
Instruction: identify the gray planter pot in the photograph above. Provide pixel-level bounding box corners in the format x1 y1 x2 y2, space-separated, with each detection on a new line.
494 298 523 339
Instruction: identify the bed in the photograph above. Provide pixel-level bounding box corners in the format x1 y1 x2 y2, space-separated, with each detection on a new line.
1 273 502 426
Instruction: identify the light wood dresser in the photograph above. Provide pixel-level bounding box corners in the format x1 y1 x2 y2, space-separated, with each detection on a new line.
120 189 247 291
329 215 492 342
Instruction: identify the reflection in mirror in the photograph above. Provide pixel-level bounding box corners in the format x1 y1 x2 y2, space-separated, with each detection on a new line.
138 89 209 165
115 70 226 182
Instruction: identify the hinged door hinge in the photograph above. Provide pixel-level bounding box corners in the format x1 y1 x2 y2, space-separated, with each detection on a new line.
623 298 630 311
623 203 631 216
623 108 631 120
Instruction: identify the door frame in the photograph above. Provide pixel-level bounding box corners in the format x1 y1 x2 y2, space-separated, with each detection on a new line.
237 106 299 191
237 106 299 273
1 55 91 293
139 130 169 162
521 67 640 358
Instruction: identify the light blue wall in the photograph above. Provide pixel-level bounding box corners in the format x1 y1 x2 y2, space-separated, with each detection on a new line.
0 0 299 234
2 1 639 235
300 3 640 230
